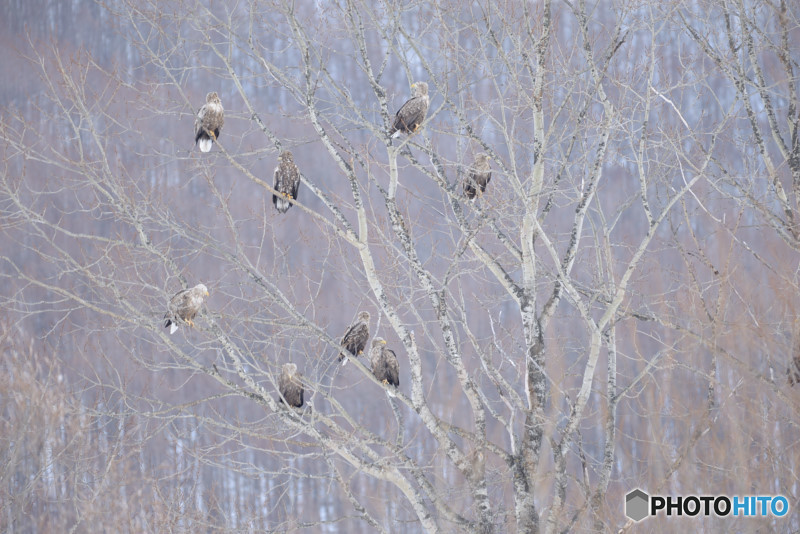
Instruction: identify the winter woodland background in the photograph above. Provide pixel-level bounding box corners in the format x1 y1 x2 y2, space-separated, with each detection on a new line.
1 0 799 532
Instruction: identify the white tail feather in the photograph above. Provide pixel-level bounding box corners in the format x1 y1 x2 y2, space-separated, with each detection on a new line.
170 323 178 334
386 388 396 398
341 357 348 366
198 138 212 152
275 198 290 212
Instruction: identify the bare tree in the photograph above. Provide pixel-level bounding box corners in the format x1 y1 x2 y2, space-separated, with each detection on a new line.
2 0 800 532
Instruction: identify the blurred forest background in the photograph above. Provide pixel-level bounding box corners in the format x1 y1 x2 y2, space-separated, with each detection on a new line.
1 0 799 532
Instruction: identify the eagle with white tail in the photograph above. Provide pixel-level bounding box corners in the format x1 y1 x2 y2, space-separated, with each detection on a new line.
389 82 429 141
194 92 224 152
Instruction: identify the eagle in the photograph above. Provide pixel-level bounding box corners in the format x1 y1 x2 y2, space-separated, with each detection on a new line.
194 92 224 152
164 283 209 334
278 363 304 408
339 311 370 364
369 337 399 396
464 153 492 201
789 355 800 386
273 150 301 214
389 82 429 140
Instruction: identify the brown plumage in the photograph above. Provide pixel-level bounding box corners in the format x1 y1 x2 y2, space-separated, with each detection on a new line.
273 150 301 214
339 311 370 364
164 283 209 334
278 363 304 408
389 82 429 139
195 92 224 152
464 153 492 201
789 355 800 386
369 337 399 395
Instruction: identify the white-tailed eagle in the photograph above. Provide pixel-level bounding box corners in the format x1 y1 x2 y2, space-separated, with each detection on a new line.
369 337 399 396
339 311 370 364
195 92 224 152
389 82 429 140
464 153 492 201
789 354 800 386
164 283 209 334
278 363 304 408
273 150 301 214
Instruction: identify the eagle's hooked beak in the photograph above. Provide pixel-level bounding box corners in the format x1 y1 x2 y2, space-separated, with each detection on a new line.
381 339 387 345
205 290 210 297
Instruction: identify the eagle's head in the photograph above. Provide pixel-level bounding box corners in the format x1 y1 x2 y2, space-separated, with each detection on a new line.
358 311 371 324
206 92 221 104
195 283 210 297
280 150 294 162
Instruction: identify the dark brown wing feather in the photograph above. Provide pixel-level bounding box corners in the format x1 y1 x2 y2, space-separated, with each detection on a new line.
464 177 478 200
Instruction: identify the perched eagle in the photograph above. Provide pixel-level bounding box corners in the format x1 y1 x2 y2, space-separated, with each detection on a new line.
339 311 370 364
389 82 429 140
789 355 800 386
369 337 399 396
164 283 209 334
278 363 304 408
464 153 492 201
195 92 224 152
273 150 301 214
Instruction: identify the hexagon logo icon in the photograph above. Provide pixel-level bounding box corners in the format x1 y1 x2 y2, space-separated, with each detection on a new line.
625 489 649 521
